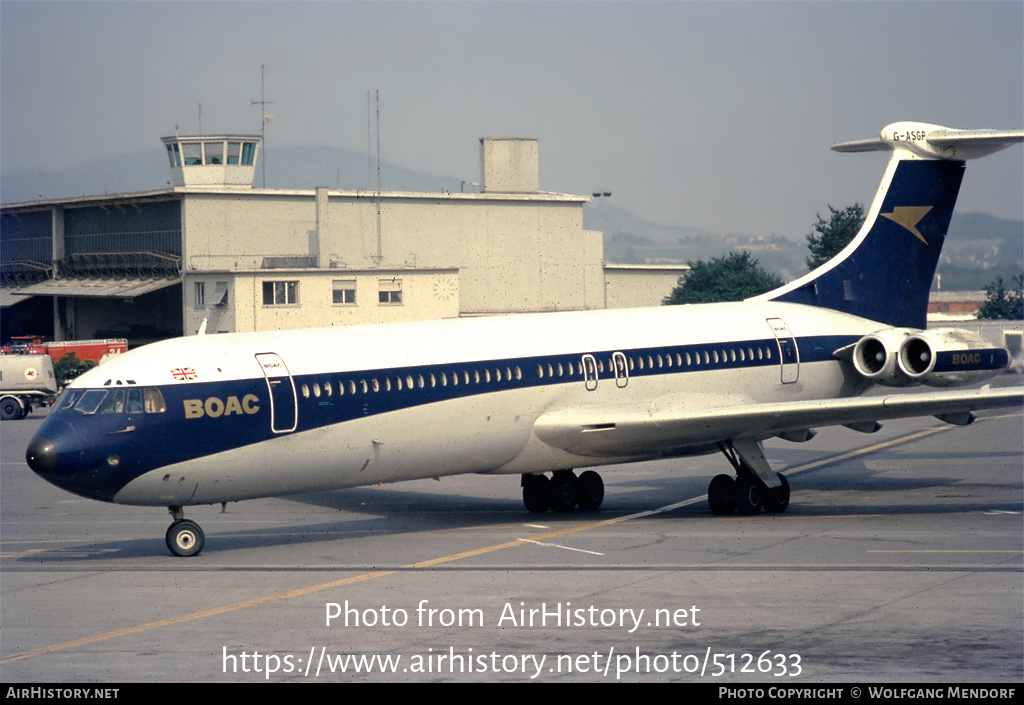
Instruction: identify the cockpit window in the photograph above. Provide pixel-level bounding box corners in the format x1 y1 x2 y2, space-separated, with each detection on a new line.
126 389 144 414
144 388 167 414
99 390 125 414
68 388 166 414
74 390 108 414
58 389 83 410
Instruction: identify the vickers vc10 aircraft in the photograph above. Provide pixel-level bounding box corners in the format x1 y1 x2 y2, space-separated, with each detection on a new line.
26 121 1024 556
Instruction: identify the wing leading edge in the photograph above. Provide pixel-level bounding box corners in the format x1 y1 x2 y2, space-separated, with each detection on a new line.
533 386 1024 458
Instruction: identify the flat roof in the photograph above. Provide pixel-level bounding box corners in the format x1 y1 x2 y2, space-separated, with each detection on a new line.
1 186 588 213
14 277 180 299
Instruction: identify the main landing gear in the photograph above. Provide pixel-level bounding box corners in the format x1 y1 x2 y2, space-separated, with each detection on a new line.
707 439 790 516
521 470 605 514
166 506 205 557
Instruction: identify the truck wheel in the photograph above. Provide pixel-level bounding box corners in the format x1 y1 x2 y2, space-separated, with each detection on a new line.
1 399 23 420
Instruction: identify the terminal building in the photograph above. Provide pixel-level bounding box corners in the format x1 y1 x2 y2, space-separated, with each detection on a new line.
1 133 687 346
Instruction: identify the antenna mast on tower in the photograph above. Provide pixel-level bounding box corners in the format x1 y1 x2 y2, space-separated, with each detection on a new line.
251 64 274 187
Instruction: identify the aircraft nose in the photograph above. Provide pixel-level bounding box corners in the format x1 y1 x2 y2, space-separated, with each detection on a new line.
26 435 57 474
25 419 81 481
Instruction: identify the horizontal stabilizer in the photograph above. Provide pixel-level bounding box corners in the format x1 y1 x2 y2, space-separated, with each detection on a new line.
832 122 1024 160
830 137 888 153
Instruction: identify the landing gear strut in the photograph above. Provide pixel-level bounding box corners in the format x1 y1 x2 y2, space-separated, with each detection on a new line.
521 470 605 513
166 506 205 557
708 439 790 516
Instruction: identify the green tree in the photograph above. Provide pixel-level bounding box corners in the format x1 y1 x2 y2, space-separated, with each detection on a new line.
53 351 96 387
663 250 784 305
976 274 1024 320
806 203 864 270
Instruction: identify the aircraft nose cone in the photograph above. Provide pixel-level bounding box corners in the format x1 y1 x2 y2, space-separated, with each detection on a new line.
25 419 81 482
26 435 57 474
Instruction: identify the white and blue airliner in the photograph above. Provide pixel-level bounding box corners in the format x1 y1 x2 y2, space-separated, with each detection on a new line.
26 121 1024 556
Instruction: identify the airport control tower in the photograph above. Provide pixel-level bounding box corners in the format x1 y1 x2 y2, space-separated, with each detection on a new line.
160 134 261 188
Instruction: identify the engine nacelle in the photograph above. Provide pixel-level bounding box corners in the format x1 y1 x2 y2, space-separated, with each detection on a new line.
898 328 1011 387
851 328 916 387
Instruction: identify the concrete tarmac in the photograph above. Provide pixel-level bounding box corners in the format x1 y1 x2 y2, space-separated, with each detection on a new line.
1 399 1021 682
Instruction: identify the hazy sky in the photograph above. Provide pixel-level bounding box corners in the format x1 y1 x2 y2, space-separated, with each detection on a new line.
2 1 1021 237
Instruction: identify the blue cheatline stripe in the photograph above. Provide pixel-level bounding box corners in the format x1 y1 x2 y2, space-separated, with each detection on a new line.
280 333 853 428
46 333 858 500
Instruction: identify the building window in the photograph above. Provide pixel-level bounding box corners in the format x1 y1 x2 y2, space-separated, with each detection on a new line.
263 281 298 306
212 281 229 307
194 282 205 307
378 278 403 305
333 279 356 305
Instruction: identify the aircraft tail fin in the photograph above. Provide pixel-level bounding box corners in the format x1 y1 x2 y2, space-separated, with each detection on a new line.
757 122 1023 329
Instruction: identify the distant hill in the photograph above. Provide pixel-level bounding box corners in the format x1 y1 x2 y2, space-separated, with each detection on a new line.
3 145 1020 288
589 203 1022 288
0 144 466 203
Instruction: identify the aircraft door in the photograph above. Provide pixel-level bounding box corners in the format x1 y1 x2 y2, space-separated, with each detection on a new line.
255 352 298 433
613 351 629 388
582 354 599 391
766 318 800 384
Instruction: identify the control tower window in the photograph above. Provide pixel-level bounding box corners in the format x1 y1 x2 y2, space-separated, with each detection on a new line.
204 142 224 165
166 143 182 168
182 142 203 166
227 142 241 165
241 142 256 165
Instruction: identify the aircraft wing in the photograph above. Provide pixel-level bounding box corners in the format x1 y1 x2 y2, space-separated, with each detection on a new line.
533 386 1024 458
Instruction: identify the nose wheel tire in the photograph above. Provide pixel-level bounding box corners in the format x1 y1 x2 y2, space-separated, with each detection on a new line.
166 519 205 557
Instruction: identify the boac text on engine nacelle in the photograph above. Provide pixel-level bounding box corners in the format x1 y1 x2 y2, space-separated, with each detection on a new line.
898 328 1011 387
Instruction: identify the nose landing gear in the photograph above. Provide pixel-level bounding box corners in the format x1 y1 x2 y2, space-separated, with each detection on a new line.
166 506 205 557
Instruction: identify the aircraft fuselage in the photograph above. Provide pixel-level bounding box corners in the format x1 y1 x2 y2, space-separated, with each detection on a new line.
32 300 870 507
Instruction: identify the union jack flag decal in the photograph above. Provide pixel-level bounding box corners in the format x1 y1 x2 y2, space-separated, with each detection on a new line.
170 367 197 381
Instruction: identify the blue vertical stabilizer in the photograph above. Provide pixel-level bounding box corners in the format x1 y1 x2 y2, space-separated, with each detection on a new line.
757 121 1023 328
